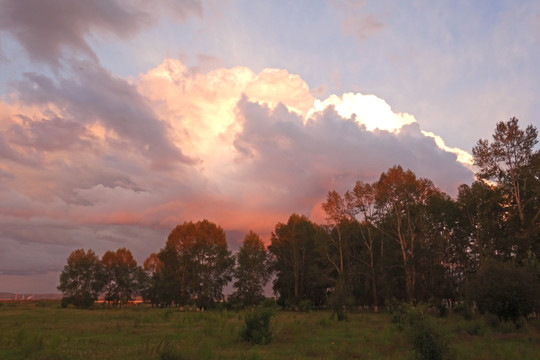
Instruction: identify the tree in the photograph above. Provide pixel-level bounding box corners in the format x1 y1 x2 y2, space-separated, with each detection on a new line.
375 165 438 302
417 191 463 304
231 231 272 307
154 247 182 307
101 247 142 307
58 249 105 308
468 260 539 324
347 181 381 307
456 181 510 264
141 252 163 306
473 117 538 225
472 118 539 260
269 214 329 307
165 220 234 308
321 190 348 276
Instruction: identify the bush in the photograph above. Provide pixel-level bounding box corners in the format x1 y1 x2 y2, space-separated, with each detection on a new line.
328 278 353 321
394 304 455 360
160 347 183 360
60 294 94 309
260 298 277 309
240 307 274 345
467 260 538 325
434 301 447 318
452 303 472 320
298 300 312 312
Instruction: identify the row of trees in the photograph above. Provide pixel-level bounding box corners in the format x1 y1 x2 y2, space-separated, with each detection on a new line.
58 221 272 309
259 118 538 315
59 118 539 319
58 247 146 308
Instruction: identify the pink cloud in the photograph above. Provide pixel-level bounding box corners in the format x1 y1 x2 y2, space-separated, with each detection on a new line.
0 59 474 286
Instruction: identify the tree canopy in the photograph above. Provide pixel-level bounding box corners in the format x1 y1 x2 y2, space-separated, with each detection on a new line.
58 249 105 308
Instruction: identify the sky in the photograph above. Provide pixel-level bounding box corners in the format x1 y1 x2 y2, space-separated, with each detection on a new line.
0 0 539 293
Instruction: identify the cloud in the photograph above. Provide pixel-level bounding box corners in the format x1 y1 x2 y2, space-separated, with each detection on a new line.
0 0 202 67
13 61 192 166
308 92 416 132
0 59 475 292
331 0 385 41
234 99 472 209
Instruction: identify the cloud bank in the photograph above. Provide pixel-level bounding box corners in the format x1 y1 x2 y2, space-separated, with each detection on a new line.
0 58 473 291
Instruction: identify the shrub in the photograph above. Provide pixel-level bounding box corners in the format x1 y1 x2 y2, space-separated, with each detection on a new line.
260 297 277 309
452 303 472 320
467 260 538 325
434 301 447 318
240 307 274 345
160 347 183 360
298 300 312 312
328 278 353 321
394 304 455 360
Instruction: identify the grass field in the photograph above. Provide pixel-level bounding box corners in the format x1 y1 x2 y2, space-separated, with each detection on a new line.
0 301 539 360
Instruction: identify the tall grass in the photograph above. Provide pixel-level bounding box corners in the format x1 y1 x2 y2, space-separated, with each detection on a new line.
0 301 539 359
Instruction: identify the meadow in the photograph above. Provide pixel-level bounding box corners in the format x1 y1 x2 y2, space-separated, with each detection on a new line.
1 301 539 360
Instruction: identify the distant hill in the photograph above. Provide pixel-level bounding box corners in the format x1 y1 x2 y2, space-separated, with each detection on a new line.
0 292 62 300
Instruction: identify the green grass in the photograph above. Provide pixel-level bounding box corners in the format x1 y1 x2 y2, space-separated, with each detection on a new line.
0 301 539 359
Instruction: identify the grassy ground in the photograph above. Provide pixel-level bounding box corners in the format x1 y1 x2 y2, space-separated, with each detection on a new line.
0 301 539 360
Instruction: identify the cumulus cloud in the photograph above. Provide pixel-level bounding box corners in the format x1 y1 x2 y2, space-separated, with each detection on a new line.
0 59 474 291
308 92 416 132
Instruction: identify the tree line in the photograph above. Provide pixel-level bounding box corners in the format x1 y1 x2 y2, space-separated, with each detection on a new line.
58 118 540 320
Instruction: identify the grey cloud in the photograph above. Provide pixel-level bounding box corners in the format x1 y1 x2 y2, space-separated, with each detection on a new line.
0 0 203 68
234 99 473 213
43 161 148 205
7 116 91 152
0 219 167 276
145 0 203 21
0 0 150 67
0 132 24 162
15 63 193 166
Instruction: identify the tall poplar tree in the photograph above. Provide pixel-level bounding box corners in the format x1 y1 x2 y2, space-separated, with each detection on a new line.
231 231 271 307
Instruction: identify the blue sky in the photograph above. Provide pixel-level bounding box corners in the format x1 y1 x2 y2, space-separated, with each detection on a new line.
0 0 538 293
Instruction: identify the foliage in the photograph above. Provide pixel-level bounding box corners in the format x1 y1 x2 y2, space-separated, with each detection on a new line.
57 249 105 308
164 219 235 308
269 214 330 308
473 117 539 261
101 247 143 306
230 231 271 307
467 260 539 324
452 303 472 320
240 307 274 345
328 277 353 321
